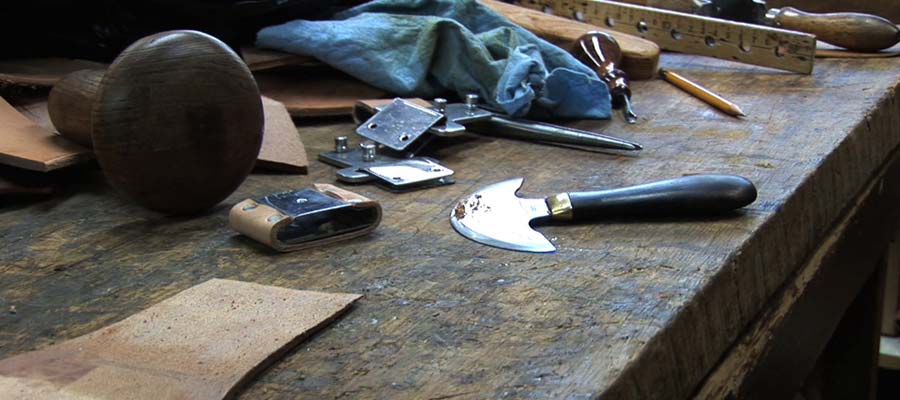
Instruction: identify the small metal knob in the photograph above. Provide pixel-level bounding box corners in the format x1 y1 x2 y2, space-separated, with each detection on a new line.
465 94 479 111
335 136 349 153
360 142 377 162
433 98 448 114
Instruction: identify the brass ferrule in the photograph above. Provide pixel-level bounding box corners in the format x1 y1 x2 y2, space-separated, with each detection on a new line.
546 193 573 220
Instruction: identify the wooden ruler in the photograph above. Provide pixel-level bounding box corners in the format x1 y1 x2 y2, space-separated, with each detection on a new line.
511 0 816 74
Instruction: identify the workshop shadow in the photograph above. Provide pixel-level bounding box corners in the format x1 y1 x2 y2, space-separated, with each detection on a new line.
0 162 106 212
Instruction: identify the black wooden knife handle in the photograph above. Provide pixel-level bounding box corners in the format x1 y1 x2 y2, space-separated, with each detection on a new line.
564 174 756 220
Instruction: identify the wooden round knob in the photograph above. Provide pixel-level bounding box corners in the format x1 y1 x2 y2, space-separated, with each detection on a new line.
48 69 104 147
89 30 263 215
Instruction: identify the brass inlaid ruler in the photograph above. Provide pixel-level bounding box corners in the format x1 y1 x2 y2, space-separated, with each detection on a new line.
511 0 816 74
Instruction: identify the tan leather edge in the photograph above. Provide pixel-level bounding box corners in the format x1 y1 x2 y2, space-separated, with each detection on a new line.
313 183 375 206
229 200 291 249
231 185 382 252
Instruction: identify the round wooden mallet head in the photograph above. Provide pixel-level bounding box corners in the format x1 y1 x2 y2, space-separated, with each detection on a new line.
53 30 263 215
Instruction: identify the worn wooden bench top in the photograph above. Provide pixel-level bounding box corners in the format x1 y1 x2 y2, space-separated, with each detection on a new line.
1 50 899 399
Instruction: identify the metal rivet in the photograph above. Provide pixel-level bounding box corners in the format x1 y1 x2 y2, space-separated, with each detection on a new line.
361 142 377 161
267 215 283 222
433 98 447 114
334 136 349 153
295 198 308 204
242 203 257 211
465 94 479 111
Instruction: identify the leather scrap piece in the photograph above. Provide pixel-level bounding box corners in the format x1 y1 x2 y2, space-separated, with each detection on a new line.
0 279 360 400
257 97 309 174
0 97 92 172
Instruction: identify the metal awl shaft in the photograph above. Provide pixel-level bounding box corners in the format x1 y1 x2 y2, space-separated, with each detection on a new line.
485 115 642 151
620 96 637 124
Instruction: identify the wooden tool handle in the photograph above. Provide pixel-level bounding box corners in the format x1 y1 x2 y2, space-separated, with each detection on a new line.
479 0 659 79
48 69 105 147
573 32 630 97
770 7 900 52
565 174 757 220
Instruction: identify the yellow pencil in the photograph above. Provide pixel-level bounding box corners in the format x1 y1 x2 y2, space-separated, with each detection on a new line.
659 69 746 118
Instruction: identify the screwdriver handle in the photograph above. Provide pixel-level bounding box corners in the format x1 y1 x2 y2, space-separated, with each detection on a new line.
572 31 636 122
572 31 631 99
768 7 900 52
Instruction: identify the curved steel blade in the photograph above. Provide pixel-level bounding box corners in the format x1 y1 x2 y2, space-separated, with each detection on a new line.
449 178 555 253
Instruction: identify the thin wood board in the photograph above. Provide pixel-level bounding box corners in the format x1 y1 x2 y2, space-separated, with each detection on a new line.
0 97 91 172
0 279 360 400
256 72 388 118
516 0 817 73
0 58 106 87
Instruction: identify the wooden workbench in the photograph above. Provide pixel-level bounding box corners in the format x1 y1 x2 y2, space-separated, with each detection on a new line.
1 49 899 399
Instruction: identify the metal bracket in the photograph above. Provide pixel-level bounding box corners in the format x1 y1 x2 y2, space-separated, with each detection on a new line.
355 97 492 153
318 137 454 192
355 99 444 152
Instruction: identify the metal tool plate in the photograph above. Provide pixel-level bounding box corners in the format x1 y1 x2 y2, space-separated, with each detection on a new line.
356 99 444 151
364 159 453 187
514 0 816 73
318 147 455 191
429 103 493 136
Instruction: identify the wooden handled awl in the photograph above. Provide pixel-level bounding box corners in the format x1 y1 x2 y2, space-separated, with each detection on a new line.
693 0 900 52
572 32 637 124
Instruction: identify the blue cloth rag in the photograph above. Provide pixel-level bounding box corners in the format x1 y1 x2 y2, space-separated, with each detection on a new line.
256 0 611 119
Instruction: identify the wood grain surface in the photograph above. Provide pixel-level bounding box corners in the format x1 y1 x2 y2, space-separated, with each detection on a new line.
0 48 899 399
90 30 263 215
769 0 900 23
481 0 660 80
0 59 107 87
0 279 360 400
255 71 389 118
0 97 92 172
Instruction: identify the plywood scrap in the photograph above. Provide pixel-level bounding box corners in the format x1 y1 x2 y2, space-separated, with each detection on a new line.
0 279 360 400
0 97 91 172
256 71 388 118
241 47 320 72
257 97 309 173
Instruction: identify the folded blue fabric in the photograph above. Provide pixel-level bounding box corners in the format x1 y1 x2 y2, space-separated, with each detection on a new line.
256 0 610 119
